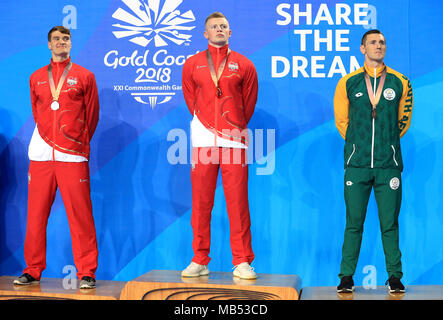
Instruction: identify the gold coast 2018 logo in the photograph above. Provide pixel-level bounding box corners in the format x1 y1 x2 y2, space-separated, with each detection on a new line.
104 0 198 109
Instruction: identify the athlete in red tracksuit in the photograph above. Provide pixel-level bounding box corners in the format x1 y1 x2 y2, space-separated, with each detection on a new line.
14 26 99 289
181 12 259 279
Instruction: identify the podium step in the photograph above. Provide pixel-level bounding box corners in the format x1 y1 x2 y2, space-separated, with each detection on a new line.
119 270 301 300
0 276 126 300
300 285 443 300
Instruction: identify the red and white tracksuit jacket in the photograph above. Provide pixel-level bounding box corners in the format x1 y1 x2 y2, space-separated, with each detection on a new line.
24 57 99 280
30 57 99 158
182 44 258 266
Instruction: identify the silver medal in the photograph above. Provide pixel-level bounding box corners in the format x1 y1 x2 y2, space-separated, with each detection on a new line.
51 100 60 111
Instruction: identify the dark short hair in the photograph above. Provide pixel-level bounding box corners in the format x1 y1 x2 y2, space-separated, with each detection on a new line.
204 12 228 27
48 26 71 41
361 29 384 45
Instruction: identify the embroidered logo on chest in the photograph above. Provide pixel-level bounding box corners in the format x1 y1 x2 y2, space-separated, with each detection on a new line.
228 62 239 71
67 76 78 86
383 88 396 101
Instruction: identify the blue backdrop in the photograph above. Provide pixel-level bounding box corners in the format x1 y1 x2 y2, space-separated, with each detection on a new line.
1 0 442 288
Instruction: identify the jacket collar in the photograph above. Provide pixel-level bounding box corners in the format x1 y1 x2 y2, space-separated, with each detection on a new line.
50 56 71 68
208 43 229 57
364 62 386 78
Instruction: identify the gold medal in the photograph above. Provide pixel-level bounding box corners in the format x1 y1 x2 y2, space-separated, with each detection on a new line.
207 49 230 99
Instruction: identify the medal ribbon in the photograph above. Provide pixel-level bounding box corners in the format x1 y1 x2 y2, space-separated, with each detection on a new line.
206 48 231 98
48 61 72 102
364 68 386 119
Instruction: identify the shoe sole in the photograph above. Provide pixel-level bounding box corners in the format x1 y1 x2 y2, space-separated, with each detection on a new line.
181 270 210 278
13 280 40 286
337 286 355 293
388 286 405 293
233 275 258 280
233 272 258 280
79 285 96 289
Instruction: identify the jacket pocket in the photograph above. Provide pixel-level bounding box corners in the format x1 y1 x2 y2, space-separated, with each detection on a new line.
346 144 356 165
391 145 399 166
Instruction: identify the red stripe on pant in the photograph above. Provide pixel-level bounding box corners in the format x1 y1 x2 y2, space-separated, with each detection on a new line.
190 147 254 266
24 161 98 280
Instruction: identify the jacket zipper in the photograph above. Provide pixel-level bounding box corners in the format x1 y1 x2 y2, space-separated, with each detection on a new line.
371 67 376 168
52 111 57 161
391 145 399 166
214 47 219 147
347 144 356 165
52 63 59 161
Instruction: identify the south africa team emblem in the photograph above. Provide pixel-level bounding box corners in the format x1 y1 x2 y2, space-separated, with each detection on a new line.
390 177 400 190
383 88 395 101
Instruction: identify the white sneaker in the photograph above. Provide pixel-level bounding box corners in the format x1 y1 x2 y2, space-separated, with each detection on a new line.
181 262 209 277
233 262 257 280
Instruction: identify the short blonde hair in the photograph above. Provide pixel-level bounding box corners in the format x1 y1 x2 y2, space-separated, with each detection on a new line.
204 12 228 27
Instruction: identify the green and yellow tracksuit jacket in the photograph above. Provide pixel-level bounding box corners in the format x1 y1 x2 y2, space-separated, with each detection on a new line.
334 63 413 171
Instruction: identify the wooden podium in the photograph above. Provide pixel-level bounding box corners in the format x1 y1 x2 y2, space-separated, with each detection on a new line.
0 276 126 300
119 270 301 300
3 274 443 300
300 285 443 300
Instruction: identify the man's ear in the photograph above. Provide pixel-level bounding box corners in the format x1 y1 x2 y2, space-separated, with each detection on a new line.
360 44 366 55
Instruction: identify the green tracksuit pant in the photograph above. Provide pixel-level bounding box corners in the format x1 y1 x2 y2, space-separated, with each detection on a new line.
339 167 403 279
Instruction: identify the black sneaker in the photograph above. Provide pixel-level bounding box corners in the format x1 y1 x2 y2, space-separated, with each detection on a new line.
386 276 405 293
13 273 40 285
79 276 96 289
337 276 354 293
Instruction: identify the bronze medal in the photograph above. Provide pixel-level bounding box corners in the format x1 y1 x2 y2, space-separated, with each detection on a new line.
364 68 386 120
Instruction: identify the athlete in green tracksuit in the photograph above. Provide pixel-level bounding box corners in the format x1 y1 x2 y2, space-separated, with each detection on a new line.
334 30 413 293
